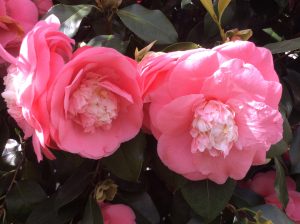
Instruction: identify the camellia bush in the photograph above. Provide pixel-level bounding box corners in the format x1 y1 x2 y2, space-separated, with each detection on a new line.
1 0 300 223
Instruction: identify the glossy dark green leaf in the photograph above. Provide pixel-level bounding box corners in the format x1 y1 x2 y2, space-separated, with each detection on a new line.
187 218 205 224
102 132 146 182
117 191 160 224
87 35 129 53
81 195 103 224
231 186 265 208
117 4 178 44
44 4 94 37
282 112 292 144
5 180 47 221
0 139 22 171
170 192 191 224
283 69 300 111
264 37 300 54
274 0 288 10
152 154 187 192
54 161 93 209
289 126 300 174
26 198 67 224
181 179 236 222
163 42 200 52
267 139 288 158
181 0 193 9
0 116 9 155
274 157 289 209
252 204 294 224
0 171 14 196
280 83 293 118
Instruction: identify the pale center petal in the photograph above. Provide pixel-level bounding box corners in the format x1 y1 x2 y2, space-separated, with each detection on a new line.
68 74 118 133
190 100 238 157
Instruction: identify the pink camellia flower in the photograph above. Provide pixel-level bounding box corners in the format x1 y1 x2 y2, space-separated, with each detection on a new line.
99 203 136 224
248 171 300 223
1 15 74 161
32 0 53 16
0 0 38 62
138 41 283 184
43 46 143 159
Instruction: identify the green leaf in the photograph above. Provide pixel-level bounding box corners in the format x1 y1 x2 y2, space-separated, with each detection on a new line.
282 111 292 144
199 0 218 23
26 198 67 224
44 4 94 37
117 191 160 224
181 179 236 222
280 83 293 118
267 140 288 158
54 161 93 209
170 192 192 224
218 0 231 23
87 35 129 53
81 195 103 224
102 132 146 182
163 42 200 52
0 139 23 171
187 218 205 224
117 4 178 44
289 126 300 174
0 171 14 196
283 69 300 111
5 180 47 221
0 116 9 155
252 204 294 224
262 28 283 42
231 186 265 208
152 154 187 192
181 0 193 9
264 37 300 54
274 0 288 11
274 157 289 209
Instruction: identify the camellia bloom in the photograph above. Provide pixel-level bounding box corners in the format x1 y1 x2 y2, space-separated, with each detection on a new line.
45 46 143 159
138 41 283 184
1 15 74 161
0 0 39 62
32 0 53 16
248 171 300 223
99 203 136 224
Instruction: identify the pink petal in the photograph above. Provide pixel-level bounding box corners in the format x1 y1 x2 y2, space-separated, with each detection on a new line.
157 133 198 175
5 0 38 32
192 146 256 184
213 41 279 82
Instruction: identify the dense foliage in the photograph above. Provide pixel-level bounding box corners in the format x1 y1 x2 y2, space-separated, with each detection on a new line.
1 0 300 223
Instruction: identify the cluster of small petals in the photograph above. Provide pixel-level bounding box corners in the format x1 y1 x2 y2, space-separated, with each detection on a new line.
68 74 119 132
190 100 238 157
1 65 33 138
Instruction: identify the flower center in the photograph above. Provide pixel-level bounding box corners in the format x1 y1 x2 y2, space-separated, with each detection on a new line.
190 100 238 157
68 75 118 133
